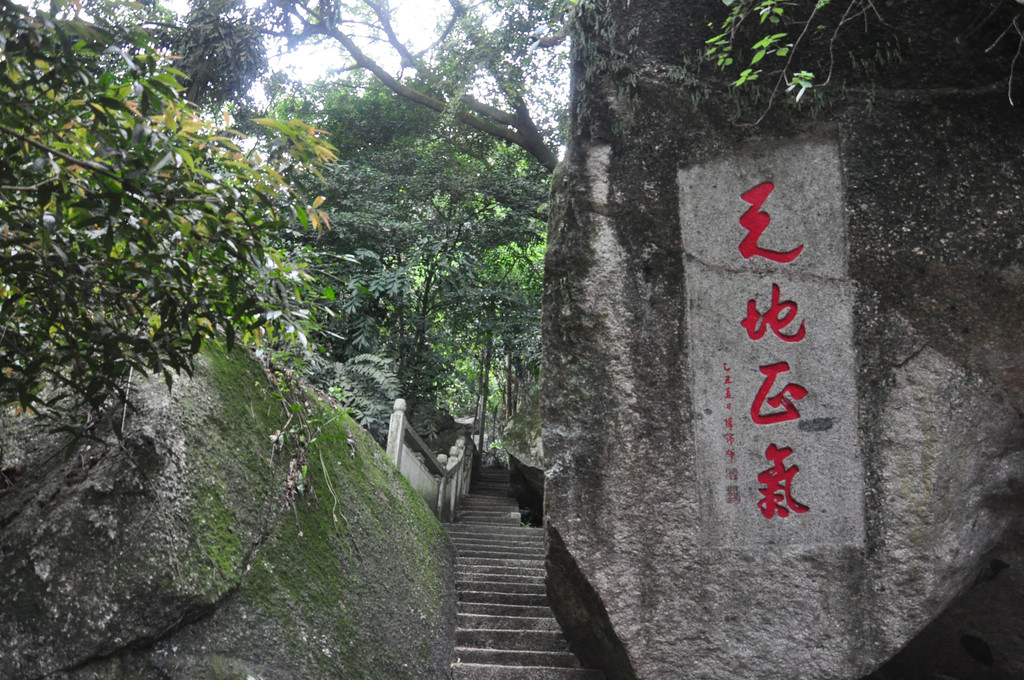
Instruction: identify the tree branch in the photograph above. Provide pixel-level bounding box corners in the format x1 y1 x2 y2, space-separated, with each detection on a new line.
532 25 568 49
0 177 59 192
279 0 557 170
428 2 464 54
0 122 120 180
363 0 430 74
321 24 557 171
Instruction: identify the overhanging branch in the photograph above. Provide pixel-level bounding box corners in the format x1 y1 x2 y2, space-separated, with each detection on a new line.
321 24 557 171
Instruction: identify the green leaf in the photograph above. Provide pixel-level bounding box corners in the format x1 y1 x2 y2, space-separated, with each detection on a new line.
149 151 174 173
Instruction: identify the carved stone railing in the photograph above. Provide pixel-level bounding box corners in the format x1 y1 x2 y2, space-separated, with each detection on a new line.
384 398 471 522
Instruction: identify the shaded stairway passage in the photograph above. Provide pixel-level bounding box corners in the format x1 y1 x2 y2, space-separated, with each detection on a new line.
445 468 605 680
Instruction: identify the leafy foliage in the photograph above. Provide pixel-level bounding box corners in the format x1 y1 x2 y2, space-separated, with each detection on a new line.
272 77 546 428
705 0 834 101
176 0 270 106
702 0 1020 110
322 353 399 440
0 0 334 423
261 0 570 170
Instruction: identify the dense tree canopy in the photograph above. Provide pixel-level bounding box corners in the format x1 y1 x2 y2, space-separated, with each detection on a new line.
1 0 559 442
272 76 547 436
0 0 333 425
169 0 571 170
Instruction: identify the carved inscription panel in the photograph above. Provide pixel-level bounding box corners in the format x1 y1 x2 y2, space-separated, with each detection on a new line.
679 140 865 547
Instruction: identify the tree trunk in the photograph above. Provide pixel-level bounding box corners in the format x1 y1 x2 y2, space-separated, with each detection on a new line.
476 343 491 460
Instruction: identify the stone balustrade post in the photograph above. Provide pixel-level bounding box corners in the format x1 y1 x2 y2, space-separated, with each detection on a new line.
435 454 450 520
385 398 407 470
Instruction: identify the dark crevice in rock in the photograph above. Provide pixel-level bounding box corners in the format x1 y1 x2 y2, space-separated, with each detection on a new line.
509 454 544 527
961 634 994 667
863 535 1024 680
545 524 636 680
63 597 225 676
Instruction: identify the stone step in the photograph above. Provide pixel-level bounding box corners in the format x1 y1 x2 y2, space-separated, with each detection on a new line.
457 628 570 652
457 548 546 561
456 565 546 579
457 554 544 564
457 613 560 631
460 495 517 503
458 572 545 585
456 579 547 595
459 501 518 508
446 525 545 537
470 488 512 497
454 546 545 557
458 497 516 507
459 590 549 607
456 521 526 529
459 602 554 618
453 647 580 668
448 520 532 532
449 536 545 546
475 474 511 483
456 524 524 532
451 535 545 549
452 533 543 544
451 663 604 680
448 471 601 680
456 520 525 529
461 492 516 501
458 510 523 520
456 548 548 561
457 556 544 569
453 545 545 557
450 539 544 550
459 503 518 510
456 507 520 518
456 558 544 568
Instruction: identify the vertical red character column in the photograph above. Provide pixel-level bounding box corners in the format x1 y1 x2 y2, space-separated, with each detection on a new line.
724 363 740 504
738 182 810 520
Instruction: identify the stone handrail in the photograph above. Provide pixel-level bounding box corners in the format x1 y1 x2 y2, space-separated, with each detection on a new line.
384 398 471 522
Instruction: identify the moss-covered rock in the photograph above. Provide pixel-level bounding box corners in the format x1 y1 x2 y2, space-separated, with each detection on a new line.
0 345 455 680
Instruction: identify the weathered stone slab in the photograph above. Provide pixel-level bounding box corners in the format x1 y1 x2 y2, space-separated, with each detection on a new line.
680 140 863 547
542 1 1024 679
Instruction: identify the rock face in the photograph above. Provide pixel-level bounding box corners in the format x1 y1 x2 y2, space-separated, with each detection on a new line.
503 385 545 524
542 1 1024 678
0 346 455 680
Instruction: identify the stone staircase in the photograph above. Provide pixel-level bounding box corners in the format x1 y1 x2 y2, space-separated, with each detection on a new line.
445 468 604 680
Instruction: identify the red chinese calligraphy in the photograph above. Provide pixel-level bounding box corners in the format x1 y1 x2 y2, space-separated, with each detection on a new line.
739 182 804 263
742 283 806 343
756 444 809 518
750 362 808 425
726 485 741 504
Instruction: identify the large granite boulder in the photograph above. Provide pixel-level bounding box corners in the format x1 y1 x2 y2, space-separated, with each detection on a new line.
0 346 455 679
543 1 1024 678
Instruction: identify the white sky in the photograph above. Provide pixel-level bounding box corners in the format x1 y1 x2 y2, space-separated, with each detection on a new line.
163 0 450 83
